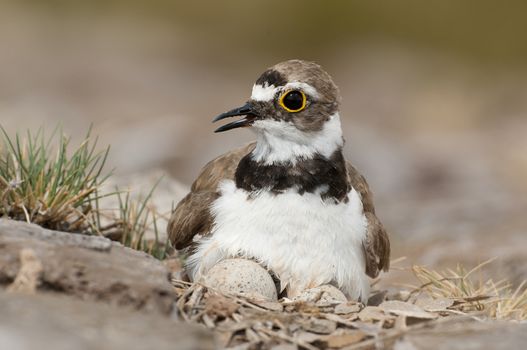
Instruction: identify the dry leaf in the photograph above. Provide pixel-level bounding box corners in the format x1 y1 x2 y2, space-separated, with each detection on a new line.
246 328 261 342
415 297 454 312
202 313 216 328
325 330 367 348
270 344 298 350
380 301 437 319
349 320 383 336
301 317 337 334
294 331 322 343
204 294 239 318
254 300 284 312
358 306 389 322
215 330 234 348
335 302 361 315
324 313 359 326
216 319 252 332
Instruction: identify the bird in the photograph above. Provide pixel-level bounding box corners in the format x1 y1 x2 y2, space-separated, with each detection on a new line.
168 59 390 302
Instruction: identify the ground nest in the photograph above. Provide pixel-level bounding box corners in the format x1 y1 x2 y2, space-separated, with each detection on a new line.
171 278 500 349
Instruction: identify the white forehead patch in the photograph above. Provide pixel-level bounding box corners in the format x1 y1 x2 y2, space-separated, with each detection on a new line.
251 84 276 102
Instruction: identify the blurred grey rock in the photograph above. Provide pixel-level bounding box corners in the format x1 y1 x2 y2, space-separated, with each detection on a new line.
0 219 175 314
0 291 213 350
0 219 112 251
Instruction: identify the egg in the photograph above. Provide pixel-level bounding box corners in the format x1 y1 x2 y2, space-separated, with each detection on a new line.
200 258 277 301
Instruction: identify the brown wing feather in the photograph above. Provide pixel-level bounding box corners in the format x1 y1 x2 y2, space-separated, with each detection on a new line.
346 162 391 278
167 142 255 249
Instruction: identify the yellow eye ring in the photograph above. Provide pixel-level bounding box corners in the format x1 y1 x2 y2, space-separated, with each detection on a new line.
279 90 307 113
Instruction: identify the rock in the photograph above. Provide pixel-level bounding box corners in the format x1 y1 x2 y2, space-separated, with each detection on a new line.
0 291 214 350
0 219 175 314
200 258 277 301
0 219 112 251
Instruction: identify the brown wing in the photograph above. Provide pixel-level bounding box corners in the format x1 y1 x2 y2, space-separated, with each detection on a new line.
167 142 255 249
346 162 390 278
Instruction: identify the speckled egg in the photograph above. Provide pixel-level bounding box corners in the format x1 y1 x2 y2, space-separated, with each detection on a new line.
292 284 348 303
200 258 278 301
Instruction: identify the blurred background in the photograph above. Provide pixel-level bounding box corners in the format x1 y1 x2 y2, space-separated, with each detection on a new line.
1 1 526 285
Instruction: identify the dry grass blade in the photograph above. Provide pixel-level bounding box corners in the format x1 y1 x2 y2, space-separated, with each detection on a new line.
112 181 171 259
490 280 527 320
411 261 527 320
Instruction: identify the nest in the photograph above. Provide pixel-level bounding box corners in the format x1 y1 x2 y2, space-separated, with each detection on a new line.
169 259 527 349
171 279 473 350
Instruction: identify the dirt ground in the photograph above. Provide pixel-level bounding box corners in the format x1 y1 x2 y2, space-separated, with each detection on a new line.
2 220 526 349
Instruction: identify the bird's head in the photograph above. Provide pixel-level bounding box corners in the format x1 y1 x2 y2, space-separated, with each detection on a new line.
213 59 344 164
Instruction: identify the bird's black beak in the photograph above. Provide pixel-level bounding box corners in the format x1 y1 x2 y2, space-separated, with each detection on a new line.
212 102 258 133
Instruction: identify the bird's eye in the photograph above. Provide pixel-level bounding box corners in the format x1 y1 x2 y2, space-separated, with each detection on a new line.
279 90 306 113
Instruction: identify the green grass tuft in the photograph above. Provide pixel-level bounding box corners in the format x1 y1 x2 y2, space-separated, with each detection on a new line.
0 126 170 259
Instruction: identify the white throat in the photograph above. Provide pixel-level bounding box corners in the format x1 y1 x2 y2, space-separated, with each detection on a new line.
251 112 344 165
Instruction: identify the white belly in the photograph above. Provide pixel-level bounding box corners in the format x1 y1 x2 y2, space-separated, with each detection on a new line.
187 180 370 300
